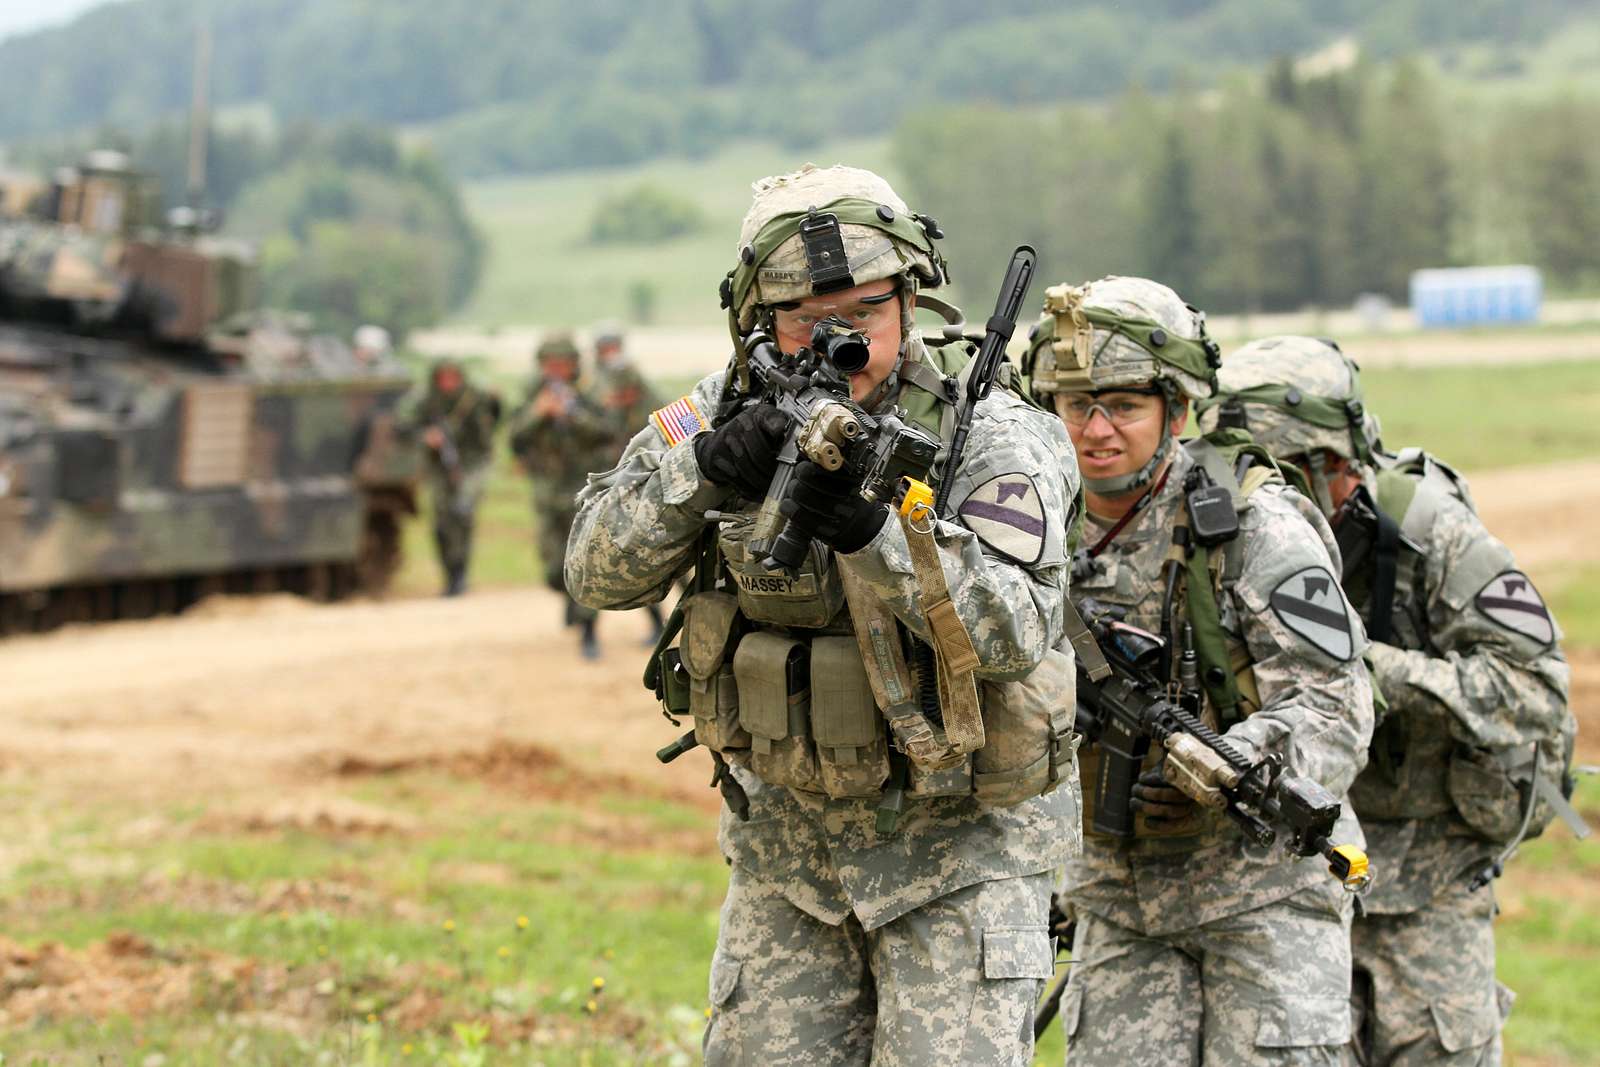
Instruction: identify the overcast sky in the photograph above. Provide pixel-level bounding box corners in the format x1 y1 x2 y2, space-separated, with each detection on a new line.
0 0 111 43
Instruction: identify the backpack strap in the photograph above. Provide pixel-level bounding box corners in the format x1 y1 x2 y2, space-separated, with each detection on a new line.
1366 503 1403 645
1175 433 1289 725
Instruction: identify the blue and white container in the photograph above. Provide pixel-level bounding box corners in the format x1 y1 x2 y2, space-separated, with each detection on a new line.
1409 265 1542 328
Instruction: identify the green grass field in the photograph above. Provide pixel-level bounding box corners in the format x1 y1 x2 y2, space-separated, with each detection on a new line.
454 137 901 333
0 757 1593 1064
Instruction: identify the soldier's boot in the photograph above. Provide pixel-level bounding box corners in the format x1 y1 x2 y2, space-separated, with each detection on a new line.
580 617 600 661
445 564 467 597
563 598 578 628
644 603 664 646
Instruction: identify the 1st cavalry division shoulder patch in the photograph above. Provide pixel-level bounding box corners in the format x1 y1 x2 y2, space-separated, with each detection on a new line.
1269 565 1356 661
650 395 708 448
958 474 1046 564
1475 570 1555 645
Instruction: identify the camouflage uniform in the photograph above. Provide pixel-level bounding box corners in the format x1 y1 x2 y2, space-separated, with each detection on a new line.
1199 336 1576 1066
565 165 1082 1065
592 327 667 640
400 363 501 595
1026 280 1374 1065
510 372 613 584
591 325 663 456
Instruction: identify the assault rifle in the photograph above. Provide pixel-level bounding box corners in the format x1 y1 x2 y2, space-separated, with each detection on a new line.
1035 602 1372 1039
728 318 940 573
1073 598 1371 889
425 421 473 517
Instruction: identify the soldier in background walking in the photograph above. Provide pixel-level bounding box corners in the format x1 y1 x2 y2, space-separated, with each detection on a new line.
510 333 614 657
401 359 501 597
590 322 666 642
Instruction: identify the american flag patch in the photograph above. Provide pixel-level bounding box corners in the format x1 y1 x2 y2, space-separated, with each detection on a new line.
650 395 708 447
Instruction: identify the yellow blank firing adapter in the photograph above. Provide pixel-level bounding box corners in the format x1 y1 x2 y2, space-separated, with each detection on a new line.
1327 843 1371 892
897 477 935 520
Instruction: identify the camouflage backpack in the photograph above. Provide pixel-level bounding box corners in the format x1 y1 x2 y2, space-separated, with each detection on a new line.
1370 448 1580 845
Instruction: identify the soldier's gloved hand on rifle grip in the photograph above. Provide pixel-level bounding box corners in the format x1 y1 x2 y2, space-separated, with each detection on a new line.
1130 765 1197 828
693 405 788 498
779 460 888 554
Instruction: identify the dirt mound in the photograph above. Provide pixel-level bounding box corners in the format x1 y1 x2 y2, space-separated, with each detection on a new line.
322 738 715 814
0 932 318 1029
226 796 420 837
0 931 645 1048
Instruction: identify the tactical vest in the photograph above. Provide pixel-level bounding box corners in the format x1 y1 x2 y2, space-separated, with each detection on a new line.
1077 432 1283 841
672 342 1078 811
1348 450 1575 842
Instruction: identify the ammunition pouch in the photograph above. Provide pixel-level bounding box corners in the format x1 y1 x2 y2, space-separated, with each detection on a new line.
974 647 1080 807
681 591 748 754
810 636 892 797
1447 741 1572 844
734 633 820 791
668 604 1074 807
1447 746 1525 842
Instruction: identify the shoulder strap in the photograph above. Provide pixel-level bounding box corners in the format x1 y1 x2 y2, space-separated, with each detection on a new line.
1367 495 1404 645
1175 432 1289 725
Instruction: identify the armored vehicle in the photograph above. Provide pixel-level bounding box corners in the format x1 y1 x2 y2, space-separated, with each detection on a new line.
0 152 418 633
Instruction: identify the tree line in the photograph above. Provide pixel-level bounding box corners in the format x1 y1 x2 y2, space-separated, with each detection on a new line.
19 121 483 339
893 59 1600 313
0 0 1592 176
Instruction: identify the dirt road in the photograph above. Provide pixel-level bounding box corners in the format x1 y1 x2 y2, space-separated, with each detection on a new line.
0 590 712 810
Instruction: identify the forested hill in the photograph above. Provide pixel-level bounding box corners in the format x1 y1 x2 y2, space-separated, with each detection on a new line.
2 0 1594 175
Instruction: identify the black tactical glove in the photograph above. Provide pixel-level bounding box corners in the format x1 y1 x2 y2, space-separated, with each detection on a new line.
778 460 888 554
692 404 788 499
1130 765 1198 828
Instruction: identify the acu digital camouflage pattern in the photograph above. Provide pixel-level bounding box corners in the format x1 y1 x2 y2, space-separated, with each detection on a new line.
565 332 1081 1064
1347 469 1569 1065
1199 335 1368 462
731 164 941 334
1059 443 1373 1064
1202 337 1574 1064
706 865 1053 1065
1351 873 1513 1066
0 157 418 631
1062 879 1354 1065
1025 276 1214 401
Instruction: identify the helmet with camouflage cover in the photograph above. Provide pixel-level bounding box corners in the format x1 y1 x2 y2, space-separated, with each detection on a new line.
1024 276 1218 401
1023 276 1220 495
591 320 625 352
721 164 947 357
535 330 581 366
1193 334 1374 516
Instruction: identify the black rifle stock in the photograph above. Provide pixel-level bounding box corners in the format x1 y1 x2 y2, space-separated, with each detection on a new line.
932 244 1036 514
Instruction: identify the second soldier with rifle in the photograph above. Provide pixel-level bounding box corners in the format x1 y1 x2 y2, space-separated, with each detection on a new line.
565 164 1082 1065
1023 277 1374 1065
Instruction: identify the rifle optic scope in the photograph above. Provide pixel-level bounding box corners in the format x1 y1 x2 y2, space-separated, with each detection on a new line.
810 317 871 375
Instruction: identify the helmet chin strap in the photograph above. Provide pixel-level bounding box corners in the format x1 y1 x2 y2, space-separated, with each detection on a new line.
861 282 918 413
1084 429 1174 497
